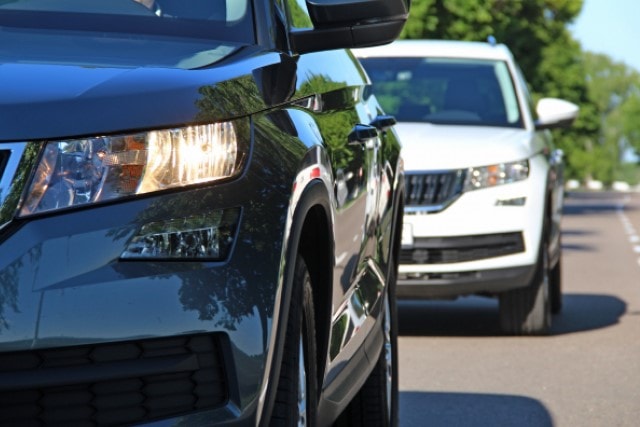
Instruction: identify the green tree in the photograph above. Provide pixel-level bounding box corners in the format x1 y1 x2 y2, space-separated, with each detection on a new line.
401 0 582 82
618 94 640 150
580 52 640 183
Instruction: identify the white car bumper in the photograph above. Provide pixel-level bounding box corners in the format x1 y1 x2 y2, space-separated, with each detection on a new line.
398 159 547 297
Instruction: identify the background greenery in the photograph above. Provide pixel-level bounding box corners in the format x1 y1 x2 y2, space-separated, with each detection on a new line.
400 0 640 186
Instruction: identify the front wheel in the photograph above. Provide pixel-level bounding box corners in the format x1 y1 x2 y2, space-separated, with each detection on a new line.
272 256 318 426
499 238 551 335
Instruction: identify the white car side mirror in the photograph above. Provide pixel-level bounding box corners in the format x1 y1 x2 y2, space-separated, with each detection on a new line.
535 98 579 130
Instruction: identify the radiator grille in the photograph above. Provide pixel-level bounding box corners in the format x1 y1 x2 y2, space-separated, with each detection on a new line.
0 334 227 426
404 170 465 212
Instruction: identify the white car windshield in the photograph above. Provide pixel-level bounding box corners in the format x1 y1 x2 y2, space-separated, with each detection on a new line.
360 57 523 128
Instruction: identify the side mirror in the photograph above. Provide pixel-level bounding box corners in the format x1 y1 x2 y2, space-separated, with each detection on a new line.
290 0 410 54
535 98 579 130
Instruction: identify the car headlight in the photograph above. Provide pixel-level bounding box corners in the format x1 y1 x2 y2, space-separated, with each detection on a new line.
464 160 529 191
19 120 246 216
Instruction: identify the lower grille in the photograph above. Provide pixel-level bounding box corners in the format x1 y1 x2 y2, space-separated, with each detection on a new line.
0 334 227 426
400 232 525 264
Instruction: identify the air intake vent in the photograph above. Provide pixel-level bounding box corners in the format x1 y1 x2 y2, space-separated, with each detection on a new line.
0 334 228 426
400 232 525 264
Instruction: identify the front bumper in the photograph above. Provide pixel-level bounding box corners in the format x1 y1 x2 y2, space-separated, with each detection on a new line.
399 161 547 296
397 264 536 298
0 139 293 425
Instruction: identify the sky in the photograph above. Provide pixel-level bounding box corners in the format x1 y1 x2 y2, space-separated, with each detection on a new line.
570 0 640 72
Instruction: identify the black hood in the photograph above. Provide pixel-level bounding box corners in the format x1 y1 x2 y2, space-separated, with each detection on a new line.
0 32 279 141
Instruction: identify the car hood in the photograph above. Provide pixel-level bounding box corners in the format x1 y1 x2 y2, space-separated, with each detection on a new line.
396 122 535 171
0 39 282 142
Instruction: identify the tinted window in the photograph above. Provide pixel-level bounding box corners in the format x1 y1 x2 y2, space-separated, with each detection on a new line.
359 57 523 128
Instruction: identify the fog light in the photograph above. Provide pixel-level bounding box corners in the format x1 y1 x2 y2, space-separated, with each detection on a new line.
121 208 240 260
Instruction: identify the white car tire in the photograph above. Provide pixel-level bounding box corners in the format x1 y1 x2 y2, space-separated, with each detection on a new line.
550 248 563 314
498 233 552 335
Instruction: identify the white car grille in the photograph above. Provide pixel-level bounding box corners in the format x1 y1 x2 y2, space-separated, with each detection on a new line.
404 170 465 213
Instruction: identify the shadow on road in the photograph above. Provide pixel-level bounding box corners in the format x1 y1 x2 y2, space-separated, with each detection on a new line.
398 297 502 336
560 229 598 252
563 191 638 216
398 293 626 337
561 228 596 237
561 242 597 252
400 391 553 427
552 293 626 334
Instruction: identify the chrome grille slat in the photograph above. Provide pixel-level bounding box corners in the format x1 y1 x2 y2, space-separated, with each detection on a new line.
404 170 465 212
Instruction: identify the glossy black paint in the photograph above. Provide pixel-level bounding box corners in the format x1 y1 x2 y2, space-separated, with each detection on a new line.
0 1 406 425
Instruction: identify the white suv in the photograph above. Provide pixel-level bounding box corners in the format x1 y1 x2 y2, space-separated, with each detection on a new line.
355 40 578 335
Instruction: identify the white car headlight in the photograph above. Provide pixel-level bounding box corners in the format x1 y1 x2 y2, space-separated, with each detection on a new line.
20 120 246 216
464 159 529 191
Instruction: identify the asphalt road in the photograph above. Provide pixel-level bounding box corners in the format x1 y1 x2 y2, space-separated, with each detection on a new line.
396 191 640 427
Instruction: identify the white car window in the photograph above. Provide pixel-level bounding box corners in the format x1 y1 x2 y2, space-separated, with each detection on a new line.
494 61 520 124
359 56 524 128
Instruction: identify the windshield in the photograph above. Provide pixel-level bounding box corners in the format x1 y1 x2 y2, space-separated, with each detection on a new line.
0 0 254 68
359 57 523 128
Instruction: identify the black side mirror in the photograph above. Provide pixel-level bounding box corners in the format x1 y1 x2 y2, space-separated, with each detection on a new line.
290 0 410 54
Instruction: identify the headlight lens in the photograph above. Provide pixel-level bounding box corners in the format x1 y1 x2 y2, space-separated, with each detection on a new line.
20 121 244 216
464 160 529 191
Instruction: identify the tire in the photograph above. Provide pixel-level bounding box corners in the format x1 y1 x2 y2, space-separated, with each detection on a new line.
499 236 552 335
272 256 318 427
550 250 563 315
336 264 399 427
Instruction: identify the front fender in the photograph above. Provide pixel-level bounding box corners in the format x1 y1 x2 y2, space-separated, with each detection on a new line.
257 149 335 426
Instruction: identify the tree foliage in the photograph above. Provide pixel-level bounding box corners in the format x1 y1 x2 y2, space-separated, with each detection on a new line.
401 0 582 82
399 0 640 185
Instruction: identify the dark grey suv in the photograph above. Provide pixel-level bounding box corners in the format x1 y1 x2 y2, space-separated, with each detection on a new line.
0 1 409 425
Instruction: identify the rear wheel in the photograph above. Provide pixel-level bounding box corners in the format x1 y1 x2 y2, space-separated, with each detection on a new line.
272 256 317 426
337 265 398 426
499 236 551 335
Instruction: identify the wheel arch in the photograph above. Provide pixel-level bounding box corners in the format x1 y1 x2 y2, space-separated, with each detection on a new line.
297 188 333 394
258 177 334 426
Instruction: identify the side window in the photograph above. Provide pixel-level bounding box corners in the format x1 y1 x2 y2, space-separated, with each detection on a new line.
284 0 313 29
494 61 520 125
515 64 537 120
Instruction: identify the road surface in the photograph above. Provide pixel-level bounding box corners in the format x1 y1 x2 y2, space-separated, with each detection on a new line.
397 191 640 427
